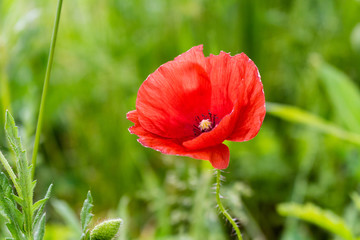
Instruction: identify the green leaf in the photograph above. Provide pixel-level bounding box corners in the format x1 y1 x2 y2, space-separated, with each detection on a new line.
32 199 48 213
277 202 355 240
11 194 23 207
33 184 53 229
32 184 53 212
33 213 46 240
0 172 13 219
5 111 33 234
311 55 360 133
1 197 25 240
266 102 360 146
80 191 94 233
0 172 12 198
32 180 37 192
0 172 25 239
5 110 25 156
52 199 82 236
6 222 22 240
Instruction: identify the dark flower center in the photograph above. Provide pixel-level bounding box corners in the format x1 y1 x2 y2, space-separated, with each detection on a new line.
193 111 217 136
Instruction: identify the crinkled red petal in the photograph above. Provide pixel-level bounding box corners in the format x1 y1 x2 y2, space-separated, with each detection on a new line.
174 45 207 70
127 110 138 124
226 55 266 141
206 51 237 119
136 61 211 139
126 110 229 169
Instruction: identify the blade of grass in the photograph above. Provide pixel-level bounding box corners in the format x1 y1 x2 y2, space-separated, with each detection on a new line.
266 102 360 146
278 203 355 240
31 0 63 178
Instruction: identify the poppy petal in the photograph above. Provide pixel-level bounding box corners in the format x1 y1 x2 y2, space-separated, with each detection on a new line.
136 61 212 139
127 110 138 124
127 111 229 169
207 143 230 169
227 57 266 141
206 51 235 119
174 45 207 70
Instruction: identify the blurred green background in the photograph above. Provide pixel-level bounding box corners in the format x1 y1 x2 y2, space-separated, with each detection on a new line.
1 0 360 239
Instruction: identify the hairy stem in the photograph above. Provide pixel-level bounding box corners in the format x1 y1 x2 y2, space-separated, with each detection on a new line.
31 0 63 178
215 169 243 240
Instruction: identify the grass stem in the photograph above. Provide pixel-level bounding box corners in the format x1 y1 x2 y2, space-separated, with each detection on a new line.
31 0 63 178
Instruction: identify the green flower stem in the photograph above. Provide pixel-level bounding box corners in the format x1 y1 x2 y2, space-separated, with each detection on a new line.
0 151 20 194
215 169 243 240
31 0 63 178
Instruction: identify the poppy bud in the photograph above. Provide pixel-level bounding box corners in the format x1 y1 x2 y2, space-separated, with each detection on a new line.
90 219 122 240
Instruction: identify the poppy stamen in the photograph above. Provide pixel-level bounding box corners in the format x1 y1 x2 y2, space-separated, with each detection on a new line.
199 119 212 131
193 111 217 136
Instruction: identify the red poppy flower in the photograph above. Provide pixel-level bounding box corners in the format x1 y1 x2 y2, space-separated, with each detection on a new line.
127 45 265 169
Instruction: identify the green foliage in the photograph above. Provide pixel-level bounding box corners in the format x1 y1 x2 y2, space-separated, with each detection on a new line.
53 191 122 240
80 191 94 240
0 172 25 240
5 110 33 235
277 202 356 240
0 112 52 239
33 213 46 240
33 184 53 230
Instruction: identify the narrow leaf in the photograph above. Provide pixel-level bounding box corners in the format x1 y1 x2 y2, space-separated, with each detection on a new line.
6 222 23 240
277 202 354 240
0 172 13 219
0 172 25 239
32 199 48 214
33 213 46 240
11 194 23 207
0 172 13 199
267 102 360 146
5 111 24 155
4 111 33 234
2 197 25 239
80 191 94 232
32 180 37 192
33 184 53 228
